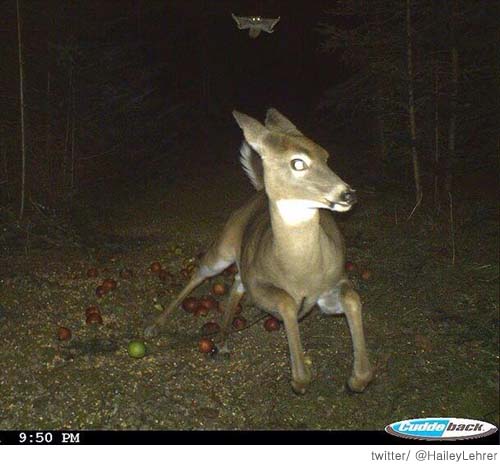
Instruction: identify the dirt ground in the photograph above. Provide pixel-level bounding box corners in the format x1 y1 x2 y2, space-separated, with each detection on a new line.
0 142 498 431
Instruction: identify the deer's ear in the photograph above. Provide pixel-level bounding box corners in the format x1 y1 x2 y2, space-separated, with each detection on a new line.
233 110 270 154
265 108 303 136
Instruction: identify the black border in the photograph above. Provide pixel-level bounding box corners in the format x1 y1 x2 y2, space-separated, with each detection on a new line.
0 430 498 445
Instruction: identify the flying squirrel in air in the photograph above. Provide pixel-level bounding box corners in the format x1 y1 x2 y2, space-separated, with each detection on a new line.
231 13 280 39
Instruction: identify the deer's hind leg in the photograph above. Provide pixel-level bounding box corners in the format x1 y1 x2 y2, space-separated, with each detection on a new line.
216 273 245 354
144 245 234 338
143 195 254 339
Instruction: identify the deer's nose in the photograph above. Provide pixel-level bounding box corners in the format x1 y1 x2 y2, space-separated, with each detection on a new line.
340 189 357 205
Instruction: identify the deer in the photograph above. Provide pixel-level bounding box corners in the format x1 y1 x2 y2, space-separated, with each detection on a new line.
144 108 373 394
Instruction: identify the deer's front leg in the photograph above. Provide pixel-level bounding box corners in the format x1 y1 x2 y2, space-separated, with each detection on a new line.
254 284 312 394
340 283 374 392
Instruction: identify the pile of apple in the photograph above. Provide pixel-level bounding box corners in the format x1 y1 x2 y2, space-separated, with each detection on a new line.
171 262 281 354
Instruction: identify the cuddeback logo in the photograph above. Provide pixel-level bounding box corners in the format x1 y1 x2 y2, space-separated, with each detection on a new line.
385 418 498 441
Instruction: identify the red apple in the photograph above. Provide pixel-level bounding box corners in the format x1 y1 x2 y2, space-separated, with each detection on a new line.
150 262 162 274
232 316 247 331
95 285 107 298
212 283 226 296
158 269 172 282
198 337 215 353
120 269 133 279
223 263 238 276
182 297 199 313
86 268 99 278
194 305 209 317
201 321 220 336
102 278 117 291
57 326 72 341
200 295 218 311
345 261 355 272
361 269 372 281
85 306 101 318
264 316 281 332
86 313 103 325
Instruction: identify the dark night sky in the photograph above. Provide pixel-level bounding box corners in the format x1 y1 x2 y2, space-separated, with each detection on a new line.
141 0 345 125
0 0 347 142
0 0 353 194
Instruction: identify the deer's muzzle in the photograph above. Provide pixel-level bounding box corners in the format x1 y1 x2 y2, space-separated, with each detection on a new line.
340 189 357 205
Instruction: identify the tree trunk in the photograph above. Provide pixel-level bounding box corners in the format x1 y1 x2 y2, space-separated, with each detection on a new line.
70 114 75 194
433 62 441 211
376 82 387 160
406 0 422 206
63 66 73 197
199 1 211 142
374 12 387 161
446 0 459 265
136 0 142 40
16 0 27 220
45 69 53 205
447 42 459 195
0 142 9 198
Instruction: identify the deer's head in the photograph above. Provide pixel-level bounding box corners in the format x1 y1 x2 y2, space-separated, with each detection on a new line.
233 108 356 215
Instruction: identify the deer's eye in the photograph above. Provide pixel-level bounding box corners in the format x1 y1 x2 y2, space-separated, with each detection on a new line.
291 159 308 171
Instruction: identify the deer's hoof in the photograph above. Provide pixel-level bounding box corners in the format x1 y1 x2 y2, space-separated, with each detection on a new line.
215 342 230 354
347 369 374 393
211 343 231 361
291 365 312 395
291 379 309 395
144 323 160 339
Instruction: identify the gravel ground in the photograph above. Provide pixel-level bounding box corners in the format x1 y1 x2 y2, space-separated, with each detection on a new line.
0 151 498 431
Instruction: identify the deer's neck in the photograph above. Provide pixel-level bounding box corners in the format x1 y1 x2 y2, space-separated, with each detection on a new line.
269 200 322 265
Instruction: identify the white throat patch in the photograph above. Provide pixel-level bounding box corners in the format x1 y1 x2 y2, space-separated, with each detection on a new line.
332 203 351 212
275 199 324 225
